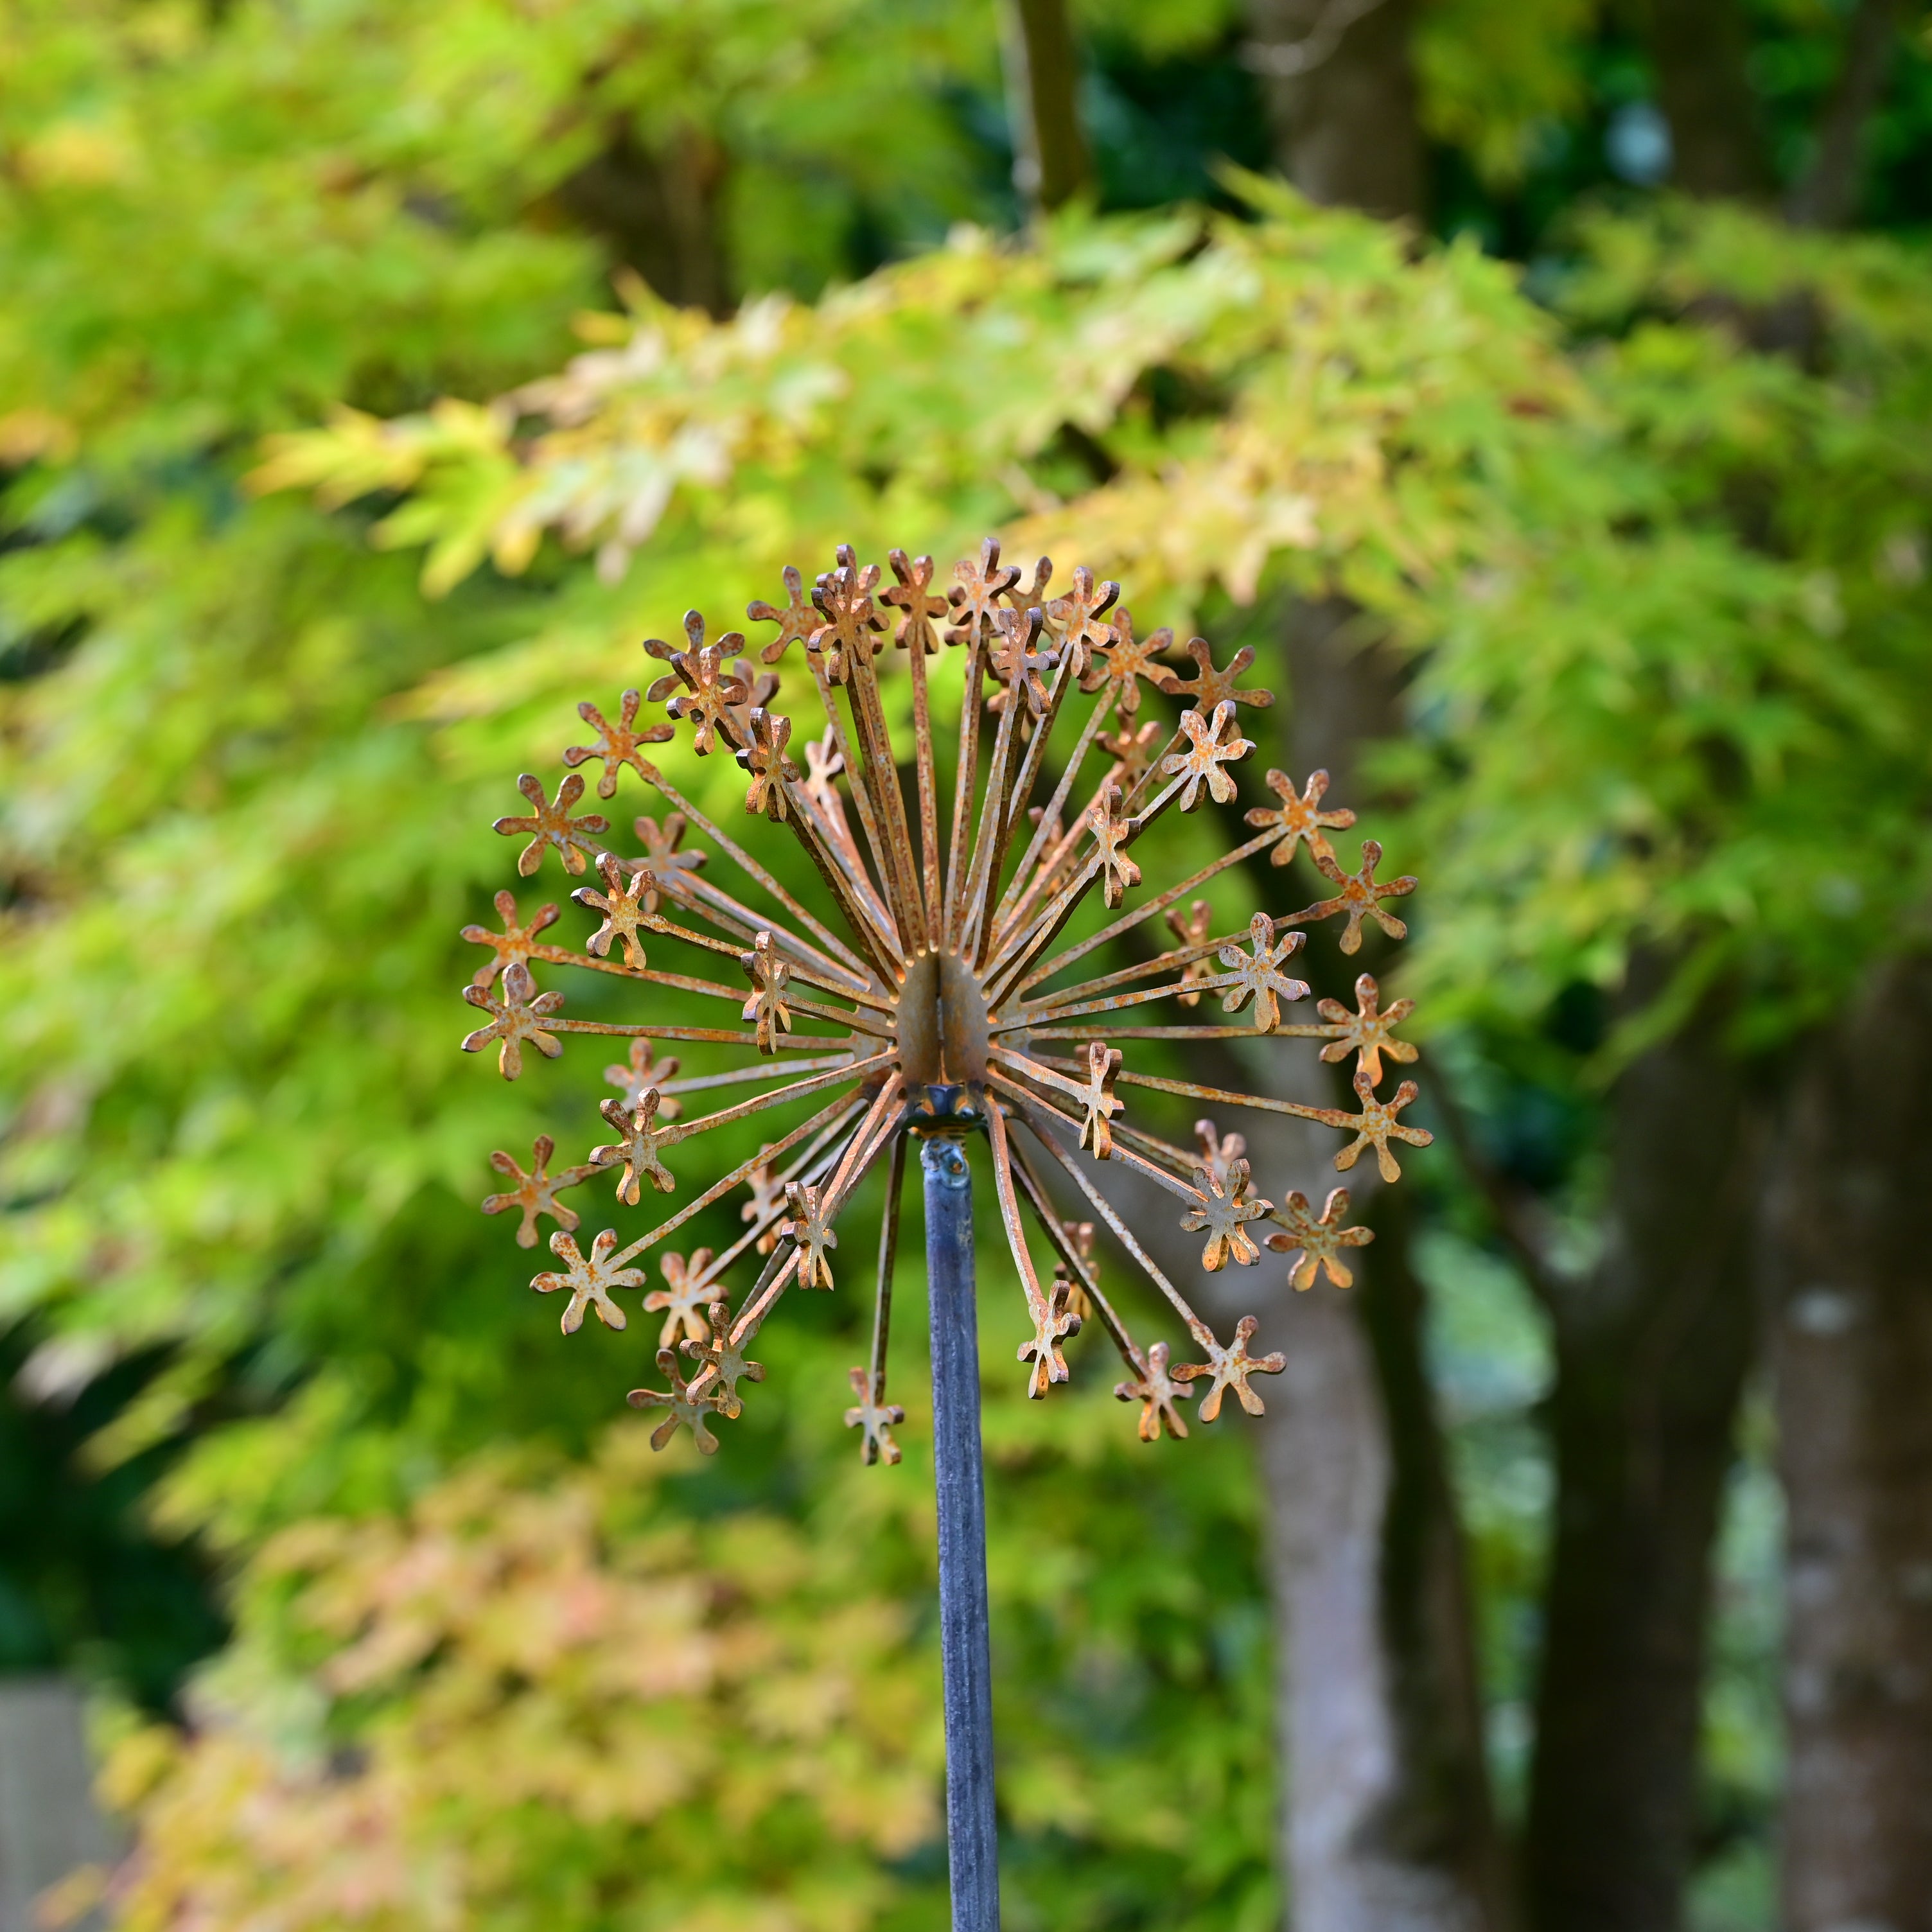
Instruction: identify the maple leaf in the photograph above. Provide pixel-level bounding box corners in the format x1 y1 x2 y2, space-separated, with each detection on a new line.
1114 1340 1194 1442
562 687 674 798
492 772 609 877
459 962 564 1079
1173 1315 1286 1422
481 1135 584 1249
1246 767 1355 868
532 1227 643 1335
461 889 559 988
1266 1186 1374 1290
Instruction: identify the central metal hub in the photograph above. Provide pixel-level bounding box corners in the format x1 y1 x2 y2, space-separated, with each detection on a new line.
896 948 990 1089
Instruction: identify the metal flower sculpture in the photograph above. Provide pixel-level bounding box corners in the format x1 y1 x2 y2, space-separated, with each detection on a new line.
459 538 1431 1930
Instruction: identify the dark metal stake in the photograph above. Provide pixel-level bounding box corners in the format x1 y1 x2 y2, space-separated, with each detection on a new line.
921 1132 1000 1932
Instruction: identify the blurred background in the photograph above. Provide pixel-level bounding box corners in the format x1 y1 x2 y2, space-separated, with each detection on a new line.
3 2 1931 1929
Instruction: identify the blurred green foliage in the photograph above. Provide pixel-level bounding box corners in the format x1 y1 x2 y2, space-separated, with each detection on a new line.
3 1 1931 1927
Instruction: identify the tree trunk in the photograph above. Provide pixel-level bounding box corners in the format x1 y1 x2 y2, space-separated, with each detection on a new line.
1522 978 1764 1932
556 121 732 316
1245 0 1426 222
1001 0 1091 213
1191 599 1506 1931
1765 950 1932 1932
1260 1177 1508 1932
1636 0 1773 201
1789 0 1902 229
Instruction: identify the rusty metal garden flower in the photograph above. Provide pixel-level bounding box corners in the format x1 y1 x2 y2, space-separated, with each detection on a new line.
458 538 1431 1929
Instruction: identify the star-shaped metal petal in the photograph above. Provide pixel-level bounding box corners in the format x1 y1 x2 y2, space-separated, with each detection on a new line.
629 810 707 911
1247 767 1355 869
459 961 565 1078
1155 635 1275 715
739 929 794 1052
1216 912 1310 1032
644 1247 718 1351
1160 700 1254 811
571 852 651 969
737 707 796 822
662 623 753 755
1093 784 1141 908
592 1088 676 1203
563 688 675 798
1266 1186 1374 1290
604 1037 681 1119
532 1227 644 1335
461 889 559 988
782 1181 838 1289
1080 610 1170 714
748 564 814 665
1180 1160 1271 1271
686 1300 766 1419
1114 1340 1194 1442
627 1348 721 1454
1042 564 1118 681
1297 839 1418 954
1192 1118 1248 1191
1164 900 1215 1006
946 537 1021 646
1328 1066 1433 1181
1314 972 1418 1087
844 1366 905 1464
883 550 947 656
482 1134 586 1249
1173 1315 1286 1422
1018 1278 1082 1398
1076 1041 1125 1160
492 772 610 877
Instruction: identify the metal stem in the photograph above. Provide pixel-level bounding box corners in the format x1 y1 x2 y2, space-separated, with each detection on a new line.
920 1132 1001 1932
